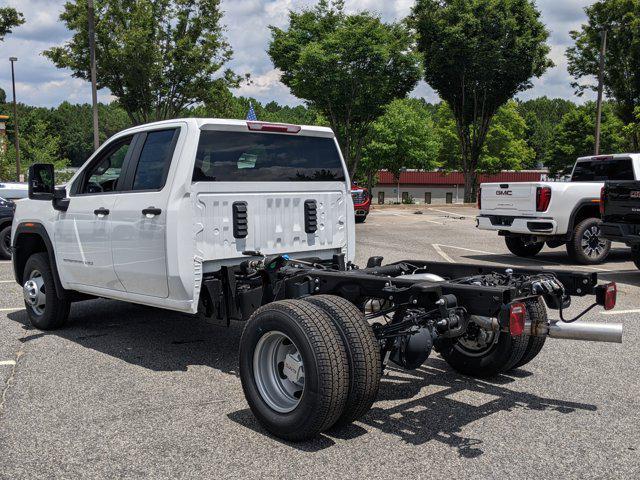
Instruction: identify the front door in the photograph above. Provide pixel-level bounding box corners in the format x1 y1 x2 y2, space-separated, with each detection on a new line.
54 135 134 290
111 127 181 298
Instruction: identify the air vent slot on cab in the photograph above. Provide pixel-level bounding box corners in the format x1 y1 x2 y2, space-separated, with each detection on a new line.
232 201 248 238
304 200 318 234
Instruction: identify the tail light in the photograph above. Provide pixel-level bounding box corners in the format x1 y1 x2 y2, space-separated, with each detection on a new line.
477 188 482 209
599 186 606 216
509 302 526 336
536 186 551 212
596 282 617 310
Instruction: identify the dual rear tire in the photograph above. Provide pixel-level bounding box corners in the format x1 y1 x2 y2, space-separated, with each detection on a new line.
239 295 380 441
439 299 547 377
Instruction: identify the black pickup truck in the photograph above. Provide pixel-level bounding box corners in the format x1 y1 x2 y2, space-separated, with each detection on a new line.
600 181 640 268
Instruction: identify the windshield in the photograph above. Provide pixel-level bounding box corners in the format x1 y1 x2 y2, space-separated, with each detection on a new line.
571 158 635 182
193 131 346 182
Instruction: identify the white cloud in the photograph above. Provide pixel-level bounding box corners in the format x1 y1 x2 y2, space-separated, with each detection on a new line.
0 0 599 108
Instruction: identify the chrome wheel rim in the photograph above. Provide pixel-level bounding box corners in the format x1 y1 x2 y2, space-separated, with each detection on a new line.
455 321 498 357
581 225 608 258
23 269 46 316
253 331 305 413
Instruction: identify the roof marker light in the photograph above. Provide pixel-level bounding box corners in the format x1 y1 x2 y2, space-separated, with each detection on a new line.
247 121 301 134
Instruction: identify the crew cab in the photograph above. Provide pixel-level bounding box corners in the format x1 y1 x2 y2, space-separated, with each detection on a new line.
477 154 640 264
10 119 622 442
600 180 640 269
351 183 371 223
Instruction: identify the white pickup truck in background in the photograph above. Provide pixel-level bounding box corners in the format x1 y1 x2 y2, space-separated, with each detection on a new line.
477 154 640 264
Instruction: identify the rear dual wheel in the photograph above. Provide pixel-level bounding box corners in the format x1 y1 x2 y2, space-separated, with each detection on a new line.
439 299 547 377
239 296 380 441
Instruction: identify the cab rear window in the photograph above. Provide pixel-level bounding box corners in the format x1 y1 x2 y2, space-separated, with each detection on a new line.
192 131 345 182
571 158 635 182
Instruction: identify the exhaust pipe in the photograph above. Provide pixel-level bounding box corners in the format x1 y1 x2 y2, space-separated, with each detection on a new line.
546 321 622 344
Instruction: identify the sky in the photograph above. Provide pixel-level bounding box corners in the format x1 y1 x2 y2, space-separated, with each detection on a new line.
0 0 597 108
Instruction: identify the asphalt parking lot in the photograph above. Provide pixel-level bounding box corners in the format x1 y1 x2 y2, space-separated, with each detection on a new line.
0 206 638 479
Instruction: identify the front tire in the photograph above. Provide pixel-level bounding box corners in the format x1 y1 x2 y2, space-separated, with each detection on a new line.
239 300 349 441
303 295 381 426
632 245 640 270
355 215 366 224
0 225 11 259
566 217 611 264
505 236 544 257
22 252 70 330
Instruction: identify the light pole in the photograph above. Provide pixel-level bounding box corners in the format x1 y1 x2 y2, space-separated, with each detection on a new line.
594 29 607 156
9 57 21 181
87 0 100 150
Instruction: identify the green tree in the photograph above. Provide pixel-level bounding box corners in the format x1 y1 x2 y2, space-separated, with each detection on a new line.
549 102 627 175
0 111 69 182
517 97 576 167
361 99 441 191
412 0 552 201
44 0 241 124
0 6 24 41
269 0 421 176
567 0 640 148
435 100 535 174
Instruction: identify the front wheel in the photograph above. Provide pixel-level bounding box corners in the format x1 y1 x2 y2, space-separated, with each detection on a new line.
632 245 640 270
505 236 544 257
22 252 70 330
239 300 349 441
566 218 611 264
0 225 11 260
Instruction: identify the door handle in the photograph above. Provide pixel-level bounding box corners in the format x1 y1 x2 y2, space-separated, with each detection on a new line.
94 207 110 216
142 207 162 217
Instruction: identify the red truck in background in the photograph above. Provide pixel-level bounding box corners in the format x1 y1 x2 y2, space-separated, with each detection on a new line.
351 184 371 223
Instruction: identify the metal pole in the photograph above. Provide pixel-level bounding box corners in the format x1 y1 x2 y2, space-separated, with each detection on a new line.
87 0 100 150
595 29 607 156
9 57 20 181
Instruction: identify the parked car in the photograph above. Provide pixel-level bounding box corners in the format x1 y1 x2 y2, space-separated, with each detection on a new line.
0 182 28 200
600 180 640 268
0 196 16 259
11 118 621 442
477 154 640 264
351 184 371 223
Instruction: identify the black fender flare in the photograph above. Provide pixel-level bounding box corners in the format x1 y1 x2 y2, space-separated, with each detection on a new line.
567 199 600 233
12 222 67 299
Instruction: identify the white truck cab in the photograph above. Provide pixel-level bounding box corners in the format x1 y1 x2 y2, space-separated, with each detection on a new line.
477 154 640 264
12 118 355 316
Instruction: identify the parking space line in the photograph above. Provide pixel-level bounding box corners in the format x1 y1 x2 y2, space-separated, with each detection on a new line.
432 244 455 263
0 280 15 283
602 308 640 315
0 307 22 312
0 360 16 366
429 208 470 218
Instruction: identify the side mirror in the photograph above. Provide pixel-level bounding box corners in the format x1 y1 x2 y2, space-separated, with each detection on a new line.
28 164 55 200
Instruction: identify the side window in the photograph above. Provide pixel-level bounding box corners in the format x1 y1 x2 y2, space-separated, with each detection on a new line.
79 137 133 194
131 129 177 191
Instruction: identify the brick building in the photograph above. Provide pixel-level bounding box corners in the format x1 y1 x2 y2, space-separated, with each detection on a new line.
372 170 547 204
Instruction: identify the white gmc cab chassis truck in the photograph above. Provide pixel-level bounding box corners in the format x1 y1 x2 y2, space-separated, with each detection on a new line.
12 119 622 441
477 154 640 264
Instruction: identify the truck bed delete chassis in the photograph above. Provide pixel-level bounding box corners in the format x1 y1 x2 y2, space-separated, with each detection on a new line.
201 254 615 347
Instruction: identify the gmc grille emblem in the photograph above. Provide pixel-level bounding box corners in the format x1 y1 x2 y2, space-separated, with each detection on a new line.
630 191 640 198
496 190 513 196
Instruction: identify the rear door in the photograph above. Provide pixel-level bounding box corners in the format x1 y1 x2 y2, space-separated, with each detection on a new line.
480 183 537 215
191 128 349 261
110 126 182 298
